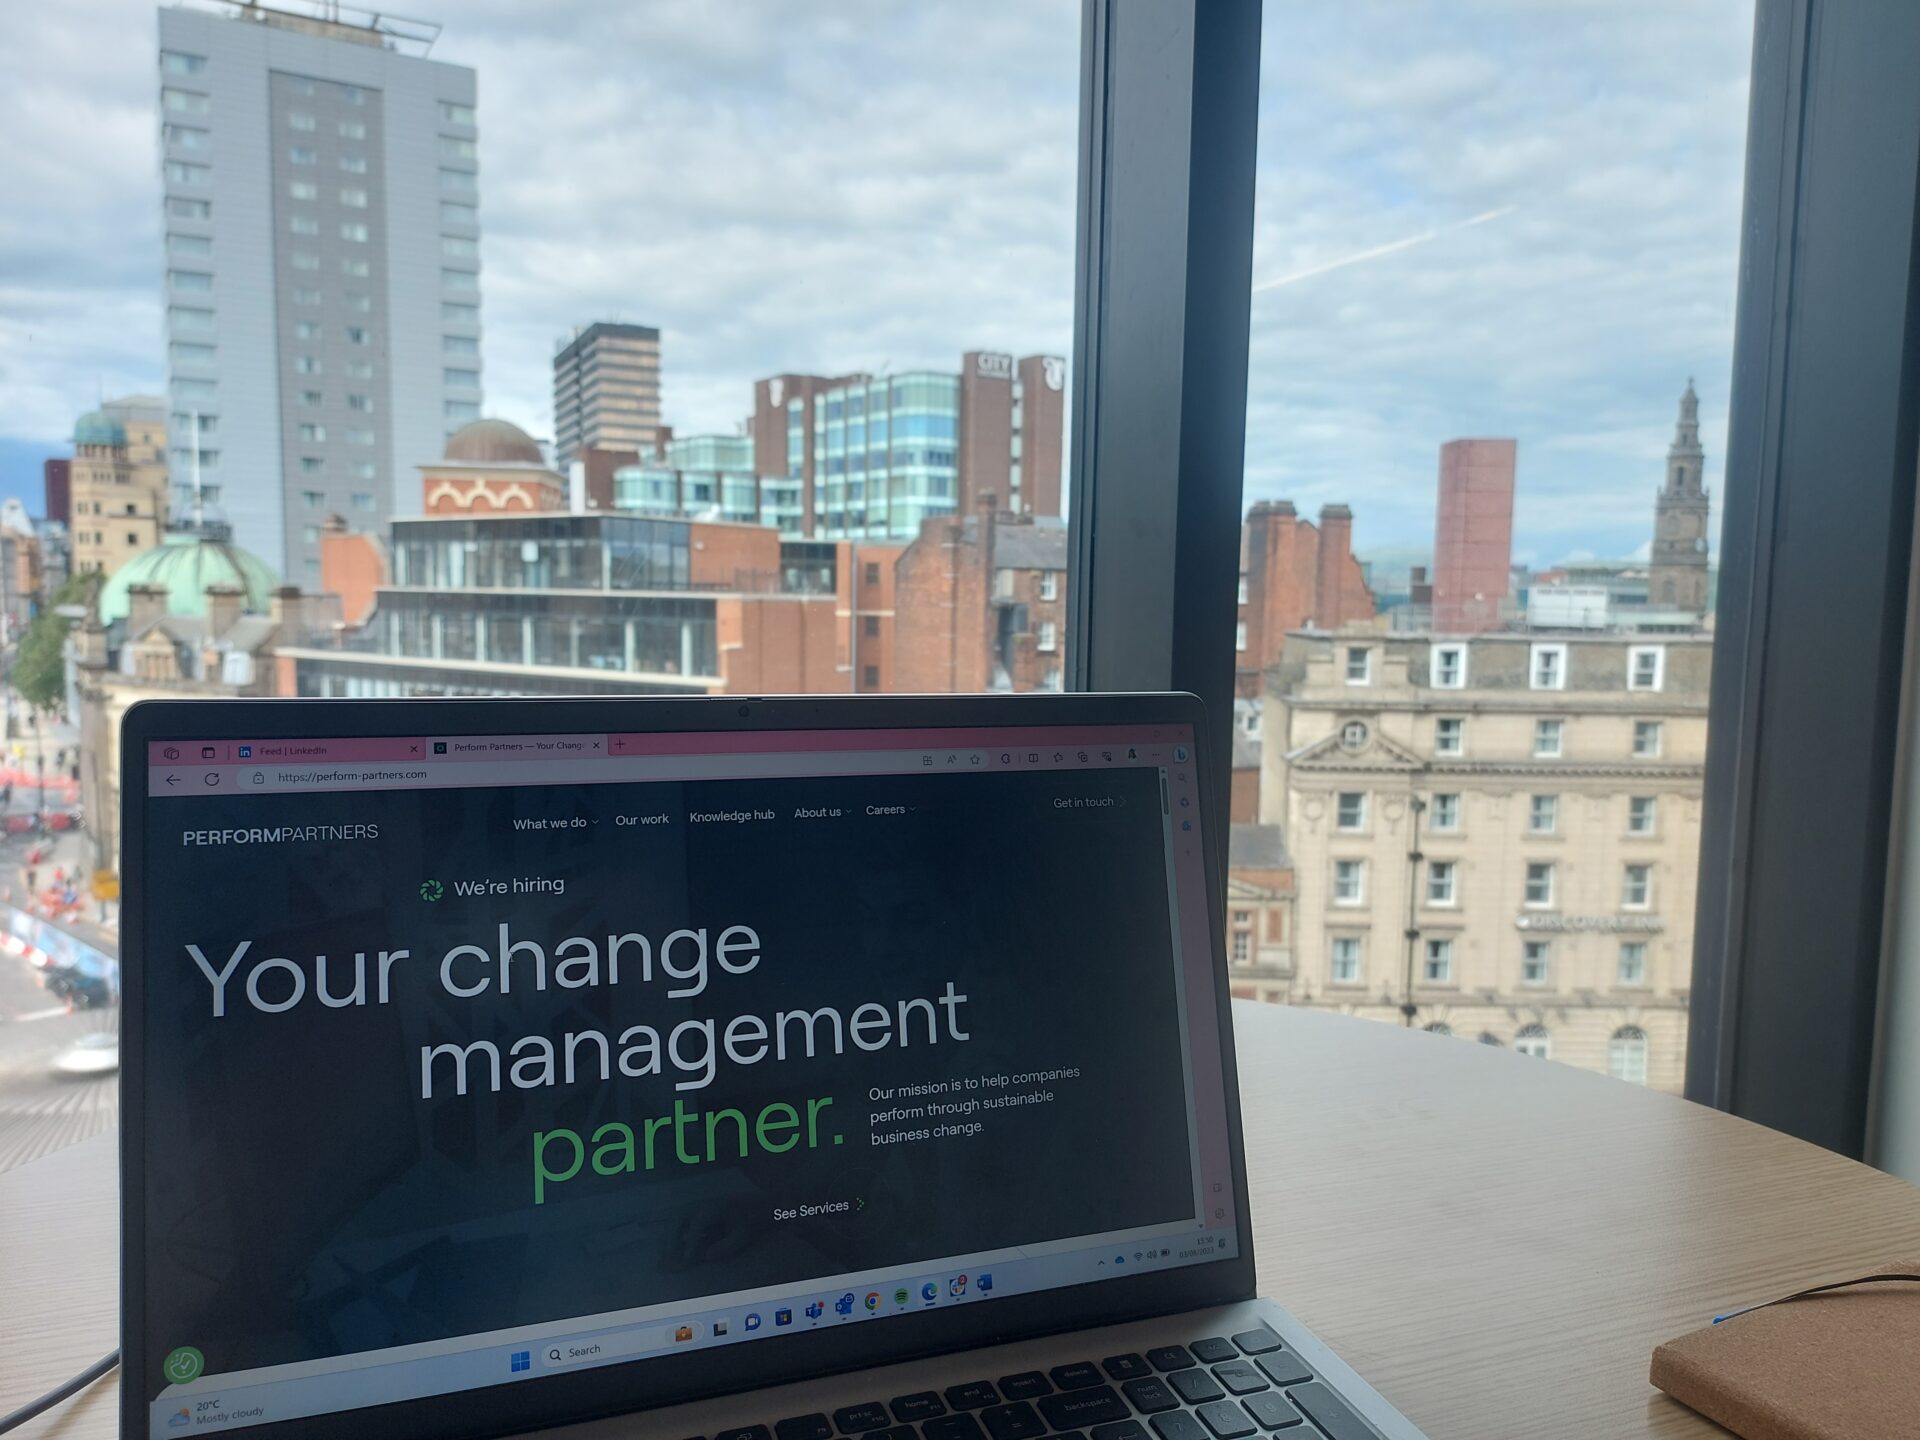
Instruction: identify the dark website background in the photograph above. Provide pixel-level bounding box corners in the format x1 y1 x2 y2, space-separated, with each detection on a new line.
141 766 1197 1397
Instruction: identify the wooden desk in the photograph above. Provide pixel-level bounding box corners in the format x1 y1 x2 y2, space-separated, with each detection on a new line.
6 1002 1920 1439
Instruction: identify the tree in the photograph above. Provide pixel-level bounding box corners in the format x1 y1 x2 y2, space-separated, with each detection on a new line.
10 572 99 714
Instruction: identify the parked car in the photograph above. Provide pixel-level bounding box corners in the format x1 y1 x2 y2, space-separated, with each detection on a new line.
42 953 117 1010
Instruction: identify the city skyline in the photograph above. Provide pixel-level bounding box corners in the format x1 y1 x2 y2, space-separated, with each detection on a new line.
0 1 1753 563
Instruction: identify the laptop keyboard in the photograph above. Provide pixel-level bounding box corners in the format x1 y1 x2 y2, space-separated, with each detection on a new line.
705 1326 1376 1440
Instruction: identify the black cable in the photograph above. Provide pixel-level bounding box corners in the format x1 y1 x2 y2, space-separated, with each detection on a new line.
0 1349 119 1435
1712 1272 1920 1325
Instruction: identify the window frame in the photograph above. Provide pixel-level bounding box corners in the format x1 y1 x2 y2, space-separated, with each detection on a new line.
1432 642 1468 689
1332 858 1366 907
1530 641 1568 691
1627 643 1666 692
1524 861 1555 910
1334 790 1367 833
1534 718 1564 758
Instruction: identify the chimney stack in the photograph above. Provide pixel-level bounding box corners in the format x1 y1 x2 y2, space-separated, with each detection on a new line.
127 583 168 634
1316 503 1354 630
204 583 243 640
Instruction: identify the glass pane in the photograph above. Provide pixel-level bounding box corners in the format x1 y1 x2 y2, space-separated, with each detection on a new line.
1227 3 1754 1093
3 2 1076 1172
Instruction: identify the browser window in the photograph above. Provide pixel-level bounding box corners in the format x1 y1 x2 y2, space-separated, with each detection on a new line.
136 723 1236 1434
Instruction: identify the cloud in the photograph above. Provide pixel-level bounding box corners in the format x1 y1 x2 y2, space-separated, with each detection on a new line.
0 0 1752 573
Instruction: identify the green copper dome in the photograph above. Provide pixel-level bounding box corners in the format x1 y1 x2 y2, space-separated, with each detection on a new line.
99 531 280 625
73 410 127 448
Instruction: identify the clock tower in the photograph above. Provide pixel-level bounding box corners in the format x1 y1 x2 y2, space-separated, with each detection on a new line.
1650 380 1710 614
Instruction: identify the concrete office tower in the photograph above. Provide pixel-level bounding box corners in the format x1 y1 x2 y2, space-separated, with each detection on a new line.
1432 438 1517 634
552 322 662 471
1650 381 1711 615
157 2 482 580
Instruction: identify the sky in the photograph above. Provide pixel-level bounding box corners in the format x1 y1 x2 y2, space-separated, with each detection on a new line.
0 0 1754 569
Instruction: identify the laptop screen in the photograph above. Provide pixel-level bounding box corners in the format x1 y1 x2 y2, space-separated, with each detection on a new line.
134 719 1240 1436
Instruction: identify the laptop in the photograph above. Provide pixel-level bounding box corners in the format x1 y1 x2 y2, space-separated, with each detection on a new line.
120 693 1424 1440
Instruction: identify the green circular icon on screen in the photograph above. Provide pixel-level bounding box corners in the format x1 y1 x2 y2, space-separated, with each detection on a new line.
163 1347 204 1383
419 878 444 901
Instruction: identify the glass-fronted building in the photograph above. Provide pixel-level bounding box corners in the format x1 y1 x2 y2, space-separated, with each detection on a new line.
807 371 959 539
612 433 763 527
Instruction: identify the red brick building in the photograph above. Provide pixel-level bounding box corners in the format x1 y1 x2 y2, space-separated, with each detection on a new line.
1432 438 1516 633
1235 500 1376 696
420 419 566 514
892 499 1068 694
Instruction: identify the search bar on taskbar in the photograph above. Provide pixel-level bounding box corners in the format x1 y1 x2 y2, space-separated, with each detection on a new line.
537 1327 673 1370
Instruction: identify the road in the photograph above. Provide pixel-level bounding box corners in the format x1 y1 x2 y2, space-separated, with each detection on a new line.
0 697 119 1174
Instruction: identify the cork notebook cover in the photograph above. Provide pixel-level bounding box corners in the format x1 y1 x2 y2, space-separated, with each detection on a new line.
1649 1268 1920 1440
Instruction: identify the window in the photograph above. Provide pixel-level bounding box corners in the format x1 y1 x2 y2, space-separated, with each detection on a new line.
163 88 210 115
1529 794 1558 835
1039 570 1059 602
292 287 320 306
440 136 479 160
351 461 376 480
293 320 319 340
1423 1021 1453 1037
161 50 207 75
342 258 370 278
439 168 477 193
346 326 371 345
865 563 881 585
443 267 478 290
290 145 317 165
288 110 316 131
1235 621 1248 652
289 214 319 236
289 180 317 201
1330 936 1361 983
1335 792 1366 831
443 235 480 259
1423 938 1453 984
1333 860 1365 906
166 196 211 220
1608 1027 1649 1085
1345 646 1371 684
1339 720 1369 750
299 457 323 474
303 525 321 544
348 394 375 413
302 489 324 507
1514 1024 1552 1060
341 84 367 106
1633 720 1664 757
291 252 320 271
1035 620 1058 653
1231 931 1250 964
168 341 215 364
163 124 209 151
166 233 212 258
338 119 366 140
164 160 210 186
443 334 480 356
1531 643 1567 691
340 187 369 208
439 100 477 125
1524 862 1555 908
1623 864 1653 909
1618 943 1648 986
1534 719 1564 758
441 202 478 226
347 428 376 446
1628 796 1657 835
340 154 368 174
445 400 481 423
1628 645 1665 691
299 423 325 442
352 492 377 512
443 302 479 324
1237 573 1249 604
295 355 321 375
346 293 372 312
1521 941 1550 987
1426 860 1456 906
1434 717 1464 755
346 361 374 381
862 615 880 638
1429 793 1459 831
340 223 370 243
1432 643 1467 689
167 269 212 292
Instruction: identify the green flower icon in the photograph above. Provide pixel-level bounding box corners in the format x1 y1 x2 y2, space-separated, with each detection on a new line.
163 1346 204 1384
419 878 444 901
